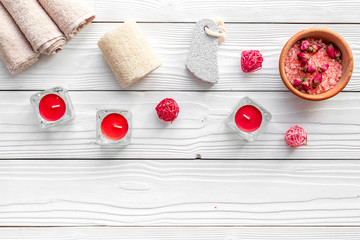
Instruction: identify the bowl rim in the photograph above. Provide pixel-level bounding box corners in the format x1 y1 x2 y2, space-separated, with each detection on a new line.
279 27 353 101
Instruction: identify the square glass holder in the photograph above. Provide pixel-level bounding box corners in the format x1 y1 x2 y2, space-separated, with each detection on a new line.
226 97 272 142
96 109 132 145
30 86 75 129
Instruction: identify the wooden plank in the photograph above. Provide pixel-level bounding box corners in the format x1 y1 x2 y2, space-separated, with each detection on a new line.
0 91 360 159
0 23 360 91
1 227 360 239
88 0 360 23
1 160 360 226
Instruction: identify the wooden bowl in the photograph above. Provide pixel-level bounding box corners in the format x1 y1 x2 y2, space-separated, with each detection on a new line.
279 28 353 101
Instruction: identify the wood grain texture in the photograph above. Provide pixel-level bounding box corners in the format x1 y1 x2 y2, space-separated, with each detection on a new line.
1 23 360 91
1 160 360 226
1 91 360 159
1 0 360 233
88 0 360 23
2 227 360 239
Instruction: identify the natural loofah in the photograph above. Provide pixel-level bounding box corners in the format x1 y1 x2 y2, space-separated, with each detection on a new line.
98 21 161 88
155 98 179 123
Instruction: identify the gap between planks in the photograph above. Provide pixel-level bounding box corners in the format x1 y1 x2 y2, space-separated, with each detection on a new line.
3 225 360 227
92 21 360 25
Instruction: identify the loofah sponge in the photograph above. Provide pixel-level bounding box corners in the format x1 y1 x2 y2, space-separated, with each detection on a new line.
98 21 161 88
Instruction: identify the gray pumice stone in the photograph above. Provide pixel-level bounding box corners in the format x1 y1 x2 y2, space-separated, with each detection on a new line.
185 19 219 84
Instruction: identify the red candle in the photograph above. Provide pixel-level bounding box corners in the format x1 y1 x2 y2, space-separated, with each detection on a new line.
39 94 66 121
101 113 129 140
235 105 262 132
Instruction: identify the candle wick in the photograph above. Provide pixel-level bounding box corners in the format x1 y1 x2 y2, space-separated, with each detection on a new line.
52 105 61 109
243 114 250 120
114 125 123 129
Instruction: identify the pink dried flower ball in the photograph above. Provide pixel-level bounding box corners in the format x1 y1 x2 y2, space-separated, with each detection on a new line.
285 126 307 148
241 50 263 73
155 98 179 123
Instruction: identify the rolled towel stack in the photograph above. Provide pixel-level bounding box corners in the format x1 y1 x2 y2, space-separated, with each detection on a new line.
38 0 96 40
0 4 39 74
1 0 66 55
0 0 95 74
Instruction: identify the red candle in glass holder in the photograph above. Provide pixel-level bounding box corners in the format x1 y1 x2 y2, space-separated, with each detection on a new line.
39 94 66 121
235 105 262 132
101 113 129 140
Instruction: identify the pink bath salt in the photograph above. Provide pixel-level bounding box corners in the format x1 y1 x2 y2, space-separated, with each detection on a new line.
285 38 342 95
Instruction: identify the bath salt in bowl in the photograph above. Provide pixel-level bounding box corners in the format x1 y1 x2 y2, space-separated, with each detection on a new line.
285 38 342 95
279 28 353 101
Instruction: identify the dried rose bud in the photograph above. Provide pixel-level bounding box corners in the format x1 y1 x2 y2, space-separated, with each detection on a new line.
327 43 335 59
318 63 329 73
308 44 321 53
302 80 311 91
335 48 341 61
312 73 322 88
307 64 317 73
293 78 303 86
299 63 308 73
301 40 310 51
297 52 310 62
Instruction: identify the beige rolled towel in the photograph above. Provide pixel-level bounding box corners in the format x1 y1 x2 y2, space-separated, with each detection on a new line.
1 0 65 55
38 0 95 39
98 22 161 88
0 3 39 74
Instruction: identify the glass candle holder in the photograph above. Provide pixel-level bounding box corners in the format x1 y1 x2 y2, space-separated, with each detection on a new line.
30 86 75 128
226 97 272 141
96 109 132 145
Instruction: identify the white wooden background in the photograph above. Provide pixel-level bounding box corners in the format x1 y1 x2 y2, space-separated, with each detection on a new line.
1 0 360 239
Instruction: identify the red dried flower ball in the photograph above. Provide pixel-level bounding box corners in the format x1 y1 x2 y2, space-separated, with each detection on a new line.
155 98 179 123
241 50 263 73
285 126 307 148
